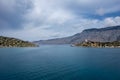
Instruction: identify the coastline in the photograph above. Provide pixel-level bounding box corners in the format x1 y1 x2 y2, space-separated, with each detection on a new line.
74 41 120 48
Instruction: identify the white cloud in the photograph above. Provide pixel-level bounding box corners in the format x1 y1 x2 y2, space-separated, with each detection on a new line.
71 16 120 33
1 16 120 41
47 9 75 25
0 26 66 41
0 0 120 40
23 0 75 26
103 16 120 27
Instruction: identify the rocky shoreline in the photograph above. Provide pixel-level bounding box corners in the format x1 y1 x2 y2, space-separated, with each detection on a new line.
74 40 120 48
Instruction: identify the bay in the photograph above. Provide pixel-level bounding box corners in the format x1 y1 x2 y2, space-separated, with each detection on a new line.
0 45 120 80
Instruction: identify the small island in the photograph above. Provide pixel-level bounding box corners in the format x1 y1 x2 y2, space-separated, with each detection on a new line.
0 36 38 47
74 39 120 48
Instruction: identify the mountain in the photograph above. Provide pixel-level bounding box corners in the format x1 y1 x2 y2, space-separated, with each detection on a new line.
0 36 37 47
34 26 120 44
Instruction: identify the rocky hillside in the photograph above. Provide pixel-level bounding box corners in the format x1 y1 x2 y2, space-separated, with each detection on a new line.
0 36 37 47
72 25 120 43
34 26 120 44
75 41 120 48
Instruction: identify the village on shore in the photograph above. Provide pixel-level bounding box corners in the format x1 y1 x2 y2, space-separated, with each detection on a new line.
74 39 120 48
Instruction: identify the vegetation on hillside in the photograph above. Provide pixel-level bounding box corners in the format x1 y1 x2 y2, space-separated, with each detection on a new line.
74 40 120 48
0 36 38 47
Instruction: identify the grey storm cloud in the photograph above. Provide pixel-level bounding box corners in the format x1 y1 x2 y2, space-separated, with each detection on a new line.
0 0 120 40
0 0 31 29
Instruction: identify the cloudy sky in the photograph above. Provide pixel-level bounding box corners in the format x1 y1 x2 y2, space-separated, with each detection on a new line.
0 0 120 41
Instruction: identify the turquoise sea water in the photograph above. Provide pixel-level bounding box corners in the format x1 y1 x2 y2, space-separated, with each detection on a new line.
0 45 120 80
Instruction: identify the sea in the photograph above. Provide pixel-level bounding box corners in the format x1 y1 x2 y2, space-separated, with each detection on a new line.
0 45 120 80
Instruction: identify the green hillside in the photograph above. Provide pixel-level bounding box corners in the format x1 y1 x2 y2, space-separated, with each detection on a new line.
0 36 37 47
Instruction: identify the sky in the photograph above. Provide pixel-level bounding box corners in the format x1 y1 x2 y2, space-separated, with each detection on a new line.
0 0 120 41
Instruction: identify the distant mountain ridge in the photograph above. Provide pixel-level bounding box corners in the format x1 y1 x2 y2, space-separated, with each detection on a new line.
34 26 120 44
